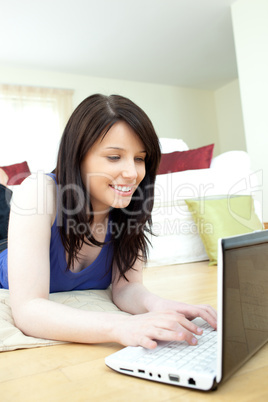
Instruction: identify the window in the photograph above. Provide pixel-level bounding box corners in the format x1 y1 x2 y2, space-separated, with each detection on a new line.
0 84 73 173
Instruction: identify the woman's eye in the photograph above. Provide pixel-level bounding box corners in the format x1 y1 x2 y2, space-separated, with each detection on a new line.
135 157 145 162
107 156 120 161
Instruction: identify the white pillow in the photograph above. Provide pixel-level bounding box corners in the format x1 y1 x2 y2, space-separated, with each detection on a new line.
210 151 250 171
148 150 263 267
159 138 189 153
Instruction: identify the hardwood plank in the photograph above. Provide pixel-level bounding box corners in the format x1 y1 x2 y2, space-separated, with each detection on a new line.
0 261 267 401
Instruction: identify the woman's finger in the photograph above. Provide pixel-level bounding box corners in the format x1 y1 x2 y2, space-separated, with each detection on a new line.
191 306 217 329
179 304 217 329
143 325 198 347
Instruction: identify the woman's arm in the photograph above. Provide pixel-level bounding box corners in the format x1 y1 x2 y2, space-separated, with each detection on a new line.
8 175 126 344
111 258 217 349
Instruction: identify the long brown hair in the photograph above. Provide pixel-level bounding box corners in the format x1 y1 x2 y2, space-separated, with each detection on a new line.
55 94 161 279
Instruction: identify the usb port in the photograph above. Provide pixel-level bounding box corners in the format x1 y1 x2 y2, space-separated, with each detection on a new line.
169 374 180 382
138 369 145 373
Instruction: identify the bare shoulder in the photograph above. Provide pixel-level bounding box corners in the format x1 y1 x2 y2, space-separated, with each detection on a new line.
10 173 57 225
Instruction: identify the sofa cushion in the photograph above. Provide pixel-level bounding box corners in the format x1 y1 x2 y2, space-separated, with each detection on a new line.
185 195 263 265
1 161 31 185
159 137 189 153
157 144 214 175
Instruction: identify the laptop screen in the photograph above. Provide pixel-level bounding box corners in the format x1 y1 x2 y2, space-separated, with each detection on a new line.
222 231 268 382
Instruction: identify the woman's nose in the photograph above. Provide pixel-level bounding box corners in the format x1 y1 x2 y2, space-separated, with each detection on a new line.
122 160 138 180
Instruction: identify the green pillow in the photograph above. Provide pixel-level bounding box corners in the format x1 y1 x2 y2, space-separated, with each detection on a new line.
185 195 263 265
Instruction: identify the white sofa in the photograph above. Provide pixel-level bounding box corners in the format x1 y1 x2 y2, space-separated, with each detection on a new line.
146 138 263 267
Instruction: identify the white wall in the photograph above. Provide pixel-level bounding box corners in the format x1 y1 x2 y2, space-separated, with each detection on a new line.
232 0 268 221
0 65 220 157
214 79 246 153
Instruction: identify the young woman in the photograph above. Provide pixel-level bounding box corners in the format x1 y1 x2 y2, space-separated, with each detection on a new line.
0 94 217 349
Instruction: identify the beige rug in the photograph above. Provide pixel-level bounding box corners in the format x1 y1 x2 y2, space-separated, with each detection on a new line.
0 288 128 352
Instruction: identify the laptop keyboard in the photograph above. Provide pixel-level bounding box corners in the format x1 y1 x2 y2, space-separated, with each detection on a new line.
134 322 217 375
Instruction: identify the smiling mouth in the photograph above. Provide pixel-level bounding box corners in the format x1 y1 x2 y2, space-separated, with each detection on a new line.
110 184 134 194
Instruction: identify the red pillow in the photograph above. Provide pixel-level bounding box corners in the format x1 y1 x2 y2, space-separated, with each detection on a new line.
157 144 214 175
1 161 31 185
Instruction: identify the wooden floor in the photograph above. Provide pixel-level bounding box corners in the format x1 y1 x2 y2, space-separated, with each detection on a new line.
0 261 268 401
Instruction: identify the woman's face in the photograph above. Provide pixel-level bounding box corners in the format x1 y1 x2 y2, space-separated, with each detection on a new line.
80 121 146 216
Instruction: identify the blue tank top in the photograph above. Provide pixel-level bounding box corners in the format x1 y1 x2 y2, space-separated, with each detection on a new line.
0 174 113 292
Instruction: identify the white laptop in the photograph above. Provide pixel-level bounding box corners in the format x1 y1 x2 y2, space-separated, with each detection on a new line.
105 230 268 391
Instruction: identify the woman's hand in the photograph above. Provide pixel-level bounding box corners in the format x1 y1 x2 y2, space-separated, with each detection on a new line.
148 297 217 330
113 308 214 350
112 260 217 350
175 302 217 328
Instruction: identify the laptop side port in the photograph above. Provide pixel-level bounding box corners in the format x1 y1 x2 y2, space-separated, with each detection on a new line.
169 374 180 382
119 368 134 373
188 377 196 385
138 369 145 373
